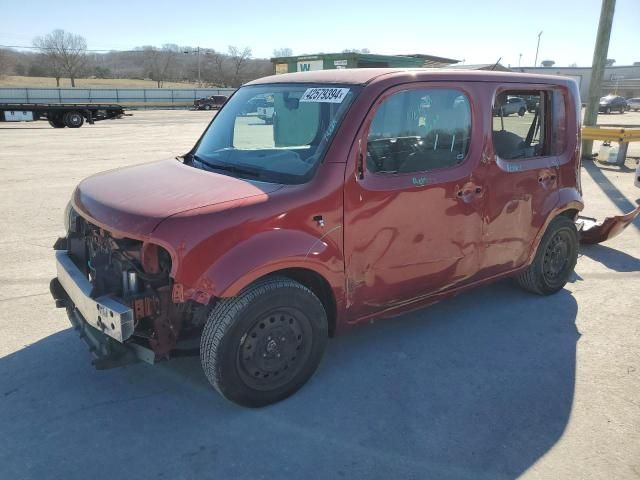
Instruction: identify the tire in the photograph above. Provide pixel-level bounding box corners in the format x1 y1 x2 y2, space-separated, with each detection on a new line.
204 104 211 110
619 107 625 114
200 276 328 407
63 111 84 128
516 216 578 295
604 106 611 114
518 107 526 117
48 117 66 128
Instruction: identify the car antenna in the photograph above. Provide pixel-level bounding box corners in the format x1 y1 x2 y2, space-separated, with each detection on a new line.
490 57 502 71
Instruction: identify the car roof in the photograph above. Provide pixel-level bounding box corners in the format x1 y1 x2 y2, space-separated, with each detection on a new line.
245 68 577 87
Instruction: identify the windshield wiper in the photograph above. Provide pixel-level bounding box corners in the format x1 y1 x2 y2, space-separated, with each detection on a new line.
192 154 263 179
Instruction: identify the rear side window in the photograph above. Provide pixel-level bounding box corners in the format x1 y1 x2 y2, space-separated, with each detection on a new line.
492 91 545 160
367 88 471 174
492 89 568 160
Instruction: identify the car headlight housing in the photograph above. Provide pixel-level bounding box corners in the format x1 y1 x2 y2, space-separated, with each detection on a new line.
63 201 79 233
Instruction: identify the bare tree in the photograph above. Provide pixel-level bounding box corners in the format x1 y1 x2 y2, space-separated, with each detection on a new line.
201 50 229 86
33 29 87 87
273 48 293 58
0 49 9 77
228 46 252 87
143 45 178 87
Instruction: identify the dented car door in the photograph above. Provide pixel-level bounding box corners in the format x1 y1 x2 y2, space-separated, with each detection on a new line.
343 83 485 320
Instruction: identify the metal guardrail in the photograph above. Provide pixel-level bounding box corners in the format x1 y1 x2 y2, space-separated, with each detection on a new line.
0 87 237 108
582 126 640 165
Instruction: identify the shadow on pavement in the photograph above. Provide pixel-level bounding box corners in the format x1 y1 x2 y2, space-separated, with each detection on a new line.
0 282 579 480
580 243 640 272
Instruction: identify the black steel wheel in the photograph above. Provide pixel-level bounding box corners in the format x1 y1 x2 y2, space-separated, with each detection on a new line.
236 307 313 391
63 111 84 128
516 216 578 295
200 276 328 407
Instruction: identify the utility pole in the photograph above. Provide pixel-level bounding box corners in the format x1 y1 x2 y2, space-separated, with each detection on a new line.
184 47 203 86
582 0 616 159
533 31 543 67
518 53 522 68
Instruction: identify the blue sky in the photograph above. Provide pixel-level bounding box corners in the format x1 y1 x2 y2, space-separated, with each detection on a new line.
1 0 638 67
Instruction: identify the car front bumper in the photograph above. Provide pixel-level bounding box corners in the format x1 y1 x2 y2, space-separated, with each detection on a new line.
51 249 155 368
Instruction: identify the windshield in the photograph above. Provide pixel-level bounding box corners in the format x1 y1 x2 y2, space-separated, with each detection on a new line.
192 83 360 184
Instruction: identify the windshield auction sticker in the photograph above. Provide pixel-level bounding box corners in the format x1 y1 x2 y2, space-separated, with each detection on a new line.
300 87 350 103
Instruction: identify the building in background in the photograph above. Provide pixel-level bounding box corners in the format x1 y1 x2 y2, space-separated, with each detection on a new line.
270 52 459 74
515 65 640 100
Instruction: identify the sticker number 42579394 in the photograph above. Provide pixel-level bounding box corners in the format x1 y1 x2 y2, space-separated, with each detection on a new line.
300 87 350 103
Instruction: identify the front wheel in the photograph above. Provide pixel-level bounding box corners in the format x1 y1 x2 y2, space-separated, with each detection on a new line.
516 216 578 295
604 106 611 114
200 277 328 407
518 107 526 116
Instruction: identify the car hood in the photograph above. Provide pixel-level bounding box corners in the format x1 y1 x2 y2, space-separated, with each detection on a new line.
73 159 283 237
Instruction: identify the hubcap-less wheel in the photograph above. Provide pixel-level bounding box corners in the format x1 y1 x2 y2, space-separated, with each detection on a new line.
237 308 312 391
63 111 84 128
515 216 578 296
542 231 571 283
200 277 328 407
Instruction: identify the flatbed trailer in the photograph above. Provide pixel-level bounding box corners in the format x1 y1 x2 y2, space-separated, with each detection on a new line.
0 103 127 128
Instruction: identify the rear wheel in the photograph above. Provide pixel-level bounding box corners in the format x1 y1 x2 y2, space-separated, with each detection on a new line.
516 216 578 295
204 104 211 110
619 106 625 114
63 111 84 128
604 106 611 114
518 107 526 116
200 276 328 407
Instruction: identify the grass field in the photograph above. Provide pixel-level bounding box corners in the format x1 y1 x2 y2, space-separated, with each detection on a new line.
0 75 199 89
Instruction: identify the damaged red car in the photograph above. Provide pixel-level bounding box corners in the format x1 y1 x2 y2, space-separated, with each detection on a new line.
50 69 638 407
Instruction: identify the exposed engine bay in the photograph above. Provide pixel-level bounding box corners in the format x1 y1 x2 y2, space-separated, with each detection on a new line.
54 210 206 366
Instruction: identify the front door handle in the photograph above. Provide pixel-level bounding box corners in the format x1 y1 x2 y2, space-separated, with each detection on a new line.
456 182 484 203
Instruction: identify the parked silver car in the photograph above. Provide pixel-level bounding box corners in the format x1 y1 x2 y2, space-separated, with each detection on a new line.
493 96 527 117
627 98 640 112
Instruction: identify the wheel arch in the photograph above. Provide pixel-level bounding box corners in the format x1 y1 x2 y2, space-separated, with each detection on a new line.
222 267 339 337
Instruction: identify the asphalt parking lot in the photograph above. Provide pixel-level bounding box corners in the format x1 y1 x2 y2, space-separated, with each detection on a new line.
0 110 638 480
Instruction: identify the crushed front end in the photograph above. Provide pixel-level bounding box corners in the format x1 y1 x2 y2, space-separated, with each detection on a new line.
50 207 205 369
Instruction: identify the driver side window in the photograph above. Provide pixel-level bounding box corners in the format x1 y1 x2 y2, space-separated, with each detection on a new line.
367 88 472 174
